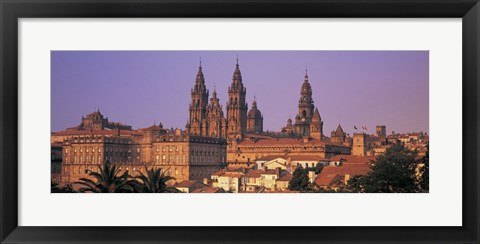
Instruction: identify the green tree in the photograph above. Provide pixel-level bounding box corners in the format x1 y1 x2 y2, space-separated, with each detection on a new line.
288 166 310 192
75 161 134 193
418 144 429 192
131 167 179 193
348 144 418 193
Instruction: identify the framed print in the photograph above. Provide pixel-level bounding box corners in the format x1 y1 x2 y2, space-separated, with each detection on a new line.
1 0 479 243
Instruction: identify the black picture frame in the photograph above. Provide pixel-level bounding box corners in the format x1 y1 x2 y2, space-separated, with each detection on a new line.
1 0 479 243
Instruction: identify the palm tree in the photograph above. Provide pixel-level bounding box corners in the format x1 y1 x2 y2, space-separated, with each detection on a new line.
132 167 179 193
76 161 134 193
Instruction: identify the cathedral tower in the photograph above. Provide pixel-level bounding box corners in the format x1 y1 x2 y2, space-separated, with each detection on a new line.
206 86 227 138
247 97 263 133
186 61 209 136
294 69 315 137
226 59 248 139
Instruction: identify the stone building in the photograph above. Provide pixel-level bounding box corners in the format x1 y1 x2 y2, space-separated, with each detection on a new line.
68 109 132 131
226 135 351 163
247 97 263 133
352 133 368 156
186 62 209 137
293 71 316 136
330 124 347 144
53 112 226 186
226 59 248 140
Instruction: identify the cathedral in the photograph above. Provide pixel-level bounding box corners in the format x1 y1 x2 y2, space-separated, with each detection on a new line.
186 60 323 141
186 59 263 140
184 60 349 164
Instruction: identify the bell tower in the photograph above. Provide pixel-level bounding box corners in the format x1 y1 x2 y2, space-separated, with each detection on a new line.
294 69 315 137
186 60 209 136
226 59 248 139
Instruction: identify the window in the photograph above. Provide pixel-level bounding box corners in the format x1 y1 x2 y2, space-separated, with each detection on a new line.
182 146 186 152
169 146 172 152
155 155 159 162
137 148 140 153
175 168 178 175
175 146 179 152
162 155 166 163
162 146 166 152
65 149 68 154
182 155 186 163
175 155 179 163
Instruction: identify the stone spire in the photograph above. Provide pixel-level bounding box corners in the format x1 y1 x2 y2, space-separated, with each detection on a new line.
232 57 243 89
312 107 321 122
227 58 248 139
195 59 205 85
187 60 209 136
294 69 316 137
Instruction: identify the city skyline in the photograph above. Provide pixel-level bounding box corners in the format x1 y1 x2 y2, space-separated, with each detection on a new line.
51 51 429 135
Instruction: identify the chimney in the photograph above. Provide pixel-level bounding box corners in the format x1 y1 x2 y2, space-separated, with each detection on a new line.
276 167 281 177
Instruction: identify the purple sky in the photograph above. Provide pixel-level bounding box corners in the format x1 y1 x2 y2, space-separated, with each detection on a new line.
51 51 429 135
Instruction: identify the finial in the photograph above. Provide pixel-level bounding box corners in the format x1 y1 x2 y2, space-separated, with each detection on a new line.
305 66 308 76
199 57 202 68
236 54 239 65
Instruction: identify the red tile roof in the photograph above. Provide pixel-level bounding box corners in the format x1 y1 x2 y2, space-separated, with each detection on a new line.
277 172 292 181
315 164 371 187
52 129 139 136
329 155 375 165
244 170 263 178
239 138 326 146
191 187 225 193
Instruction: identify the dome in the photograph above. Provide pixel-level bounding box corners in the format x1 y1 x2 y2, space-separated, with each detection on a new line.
248 98 262 118
248 108 262 118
